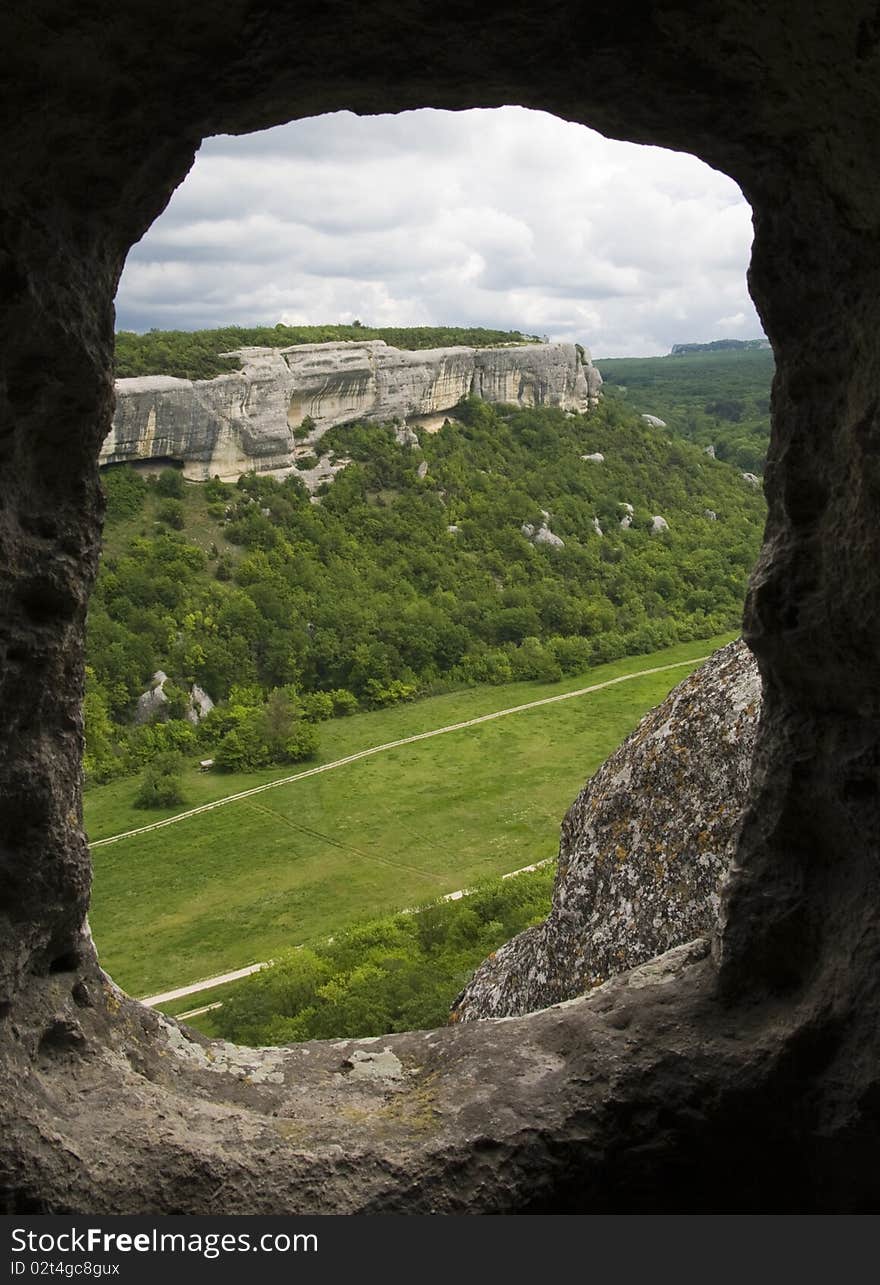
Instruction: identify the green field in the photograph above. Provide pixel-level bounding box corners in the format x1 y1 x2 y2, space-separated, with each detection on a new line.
87 636 733 997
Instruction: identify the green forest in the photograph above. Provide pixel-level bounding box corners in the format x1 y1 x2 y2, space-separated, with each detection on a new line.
114 323 542 381
87 394 765 790
596 346 775 472
209 867 555 1044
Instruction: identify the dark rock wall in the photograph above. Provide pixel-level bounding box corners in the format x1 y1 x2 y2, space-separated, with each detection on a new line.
2 1 880 1211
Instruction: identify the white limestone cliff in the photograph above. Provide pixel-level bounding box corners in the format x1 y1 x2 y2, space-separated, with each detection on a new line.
102 340 602 481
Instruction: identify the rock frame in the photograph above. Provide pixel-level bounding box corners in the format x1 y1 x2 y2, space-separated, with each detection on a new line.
2 0 880 1212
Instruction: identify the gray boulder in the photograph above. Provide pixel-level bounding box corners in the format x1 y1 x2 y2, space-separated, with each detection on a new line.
641 413 667 428
135 671 169 724
650 514 670 533
451 639 761 1021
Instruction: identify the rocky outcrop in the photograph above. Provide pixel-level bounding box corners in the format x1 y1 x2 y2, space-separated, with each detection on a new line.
452 641 760 1021
134 672 215 725
102 341 602 481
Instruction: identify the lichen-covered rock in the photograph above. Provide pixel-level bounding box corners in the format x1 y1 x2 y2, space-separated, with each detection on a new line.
451 640 760 1021
102 340 601 481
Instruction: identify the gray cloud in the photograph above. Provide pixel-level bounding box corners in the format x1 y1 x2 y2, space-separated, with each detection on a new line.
116 107 764 356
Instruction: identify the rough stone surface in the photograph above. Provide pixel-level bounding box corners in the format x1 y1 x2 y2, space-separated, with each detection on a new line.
741 472 761 487
582 452 605 463
4 0 880 1216
641 414 667 428
453 641 760 1020
650 515 670 533
134 671 168 725
102 341 600 480
704 508 718 521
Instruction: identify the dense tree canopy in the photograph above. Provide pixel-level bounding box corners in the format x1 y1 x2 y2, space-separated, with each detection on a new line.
86 396 765 784
114 324 542 381
596 347 774 472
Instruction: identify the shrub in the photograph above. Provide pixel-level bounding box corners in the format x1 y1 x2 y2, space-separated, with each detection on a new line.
155 467 186 498
133 753 186 809
156 498 185 529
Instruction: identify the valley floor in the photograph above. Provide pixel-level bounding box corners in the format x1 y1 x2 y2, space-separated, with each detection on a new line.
86 636 733 999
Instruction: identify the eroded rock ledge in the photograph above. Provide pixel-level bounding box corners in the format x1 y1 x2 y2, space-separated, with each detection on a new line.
102 340 602 481
0 937 843 1213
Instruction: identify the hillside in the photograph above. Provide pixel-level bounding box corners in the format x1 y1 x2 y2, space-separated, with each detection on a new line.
87 395 765 785
595 346 775 472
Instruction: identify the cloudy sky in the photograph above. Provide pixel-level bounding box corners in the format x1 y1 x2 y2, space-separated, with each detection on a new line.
116 107 764 359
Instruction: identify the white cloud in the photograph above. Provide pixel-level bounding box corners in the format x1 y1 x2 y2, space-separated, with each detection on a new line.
116 107 764 357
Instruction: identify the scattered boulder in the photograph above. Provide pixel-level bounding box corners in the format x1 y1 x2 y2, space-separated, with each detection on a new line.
451 639 761 1021
533 525 565 548
619 514 633 529
523 514 565 548
395 424 420 448
135 672 215 725
650 515 670 534
416 460 428 479
704 444 716 458
704 509 718 521
581 452 604 463
741 472 761 487
592 516 604 537
446 524 460 536
641 414 667 428
187 684 215 724
135 671 169 725
619 502 634 514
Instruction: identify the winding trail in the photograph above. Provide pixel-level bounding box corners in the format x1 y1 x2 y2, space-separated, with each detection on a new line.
130 654 708 1009
92 657 705 852
142 858 554 1010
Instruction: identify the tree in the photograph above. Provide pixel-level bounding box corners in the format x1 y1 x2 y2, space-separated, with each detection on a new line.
133 753 186 809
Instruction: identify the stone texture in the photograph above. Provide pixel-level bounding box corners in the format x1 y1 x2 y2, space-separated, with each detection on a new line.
452 641 760 1020
134 670 168 724
3 0 880 1216
650 514 670 533
641 414 667 428
102 340 600 480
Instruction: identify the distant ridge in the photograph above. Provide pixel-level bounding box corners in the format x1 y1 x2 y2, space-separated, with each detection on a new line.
670 339 769 355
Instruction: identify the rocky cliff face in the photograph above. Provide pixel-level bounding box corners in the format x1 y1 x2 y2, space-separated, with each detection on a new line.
102 340 602 481
452 640 761 1021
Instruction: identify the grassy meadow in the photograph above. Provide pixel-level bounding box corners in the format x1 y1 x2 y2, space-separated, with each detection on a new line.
86 635 733 997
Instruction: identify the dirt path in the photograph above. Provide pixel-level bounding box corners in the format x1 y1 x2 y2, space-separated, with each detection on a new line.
92 657 705 852
141 858 554 1009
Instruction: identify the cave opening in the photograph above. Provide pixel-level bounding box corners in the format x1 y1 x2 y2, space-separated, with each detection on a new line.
3 0 880 1212
92 106 765 1044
